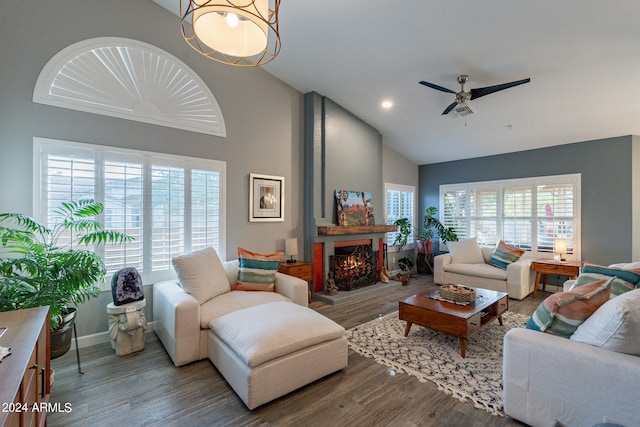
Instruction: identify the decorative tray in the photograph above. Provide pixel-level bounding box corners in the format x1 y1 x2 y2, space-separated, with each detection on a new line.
439 284 476 303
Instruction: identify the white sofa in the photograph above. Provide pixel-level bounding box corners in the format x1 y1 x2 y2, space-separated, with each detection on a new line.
504 263 640 426
153 251 348 409
503 327 640 426
434 246 535 300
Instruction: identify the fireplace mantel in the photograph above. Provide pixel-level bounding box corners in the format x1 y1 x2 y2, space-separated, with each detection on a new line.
317 225 397 236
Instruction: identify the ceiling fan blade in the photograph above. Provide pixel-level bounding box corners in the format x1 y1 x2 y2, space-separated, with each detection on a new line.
470 78 531 100
420 81 456 94
442 101 458 115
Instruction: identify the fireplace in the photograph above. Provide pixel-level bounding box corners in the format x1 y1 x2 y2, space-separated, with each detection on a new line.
329 240 379 291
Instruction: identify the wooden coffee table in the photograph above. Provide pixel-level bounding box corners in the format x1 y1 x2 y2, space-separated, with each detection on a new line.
398 287 509 358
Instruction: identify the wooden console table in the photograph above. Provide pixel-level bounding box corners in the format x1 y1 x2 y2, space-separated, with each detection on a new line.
278 261 313 302
530 259 581 298
0 306 51 427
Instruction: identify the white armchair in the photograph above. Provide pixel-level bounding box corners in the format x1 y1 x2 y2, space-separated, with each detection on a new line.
434 246 535 300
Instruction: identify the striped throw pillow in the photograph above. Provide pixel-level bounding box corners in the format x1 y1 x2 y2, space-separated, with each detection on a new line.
573 262 640 297
526 277 613 338
232 247 284 292
487 241 525 270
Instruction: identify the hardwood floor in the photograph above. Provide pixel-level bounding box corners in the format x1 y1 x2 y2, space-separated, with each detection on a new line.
49 275 547 427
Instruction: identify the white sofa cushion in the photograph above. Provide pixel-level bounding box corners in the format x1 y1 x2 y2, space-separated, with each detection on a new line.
444 263 507 281
447 237 484 264
199 290 290 328
609 261 640 270
209 301 345 368
172 247 230 305
570 289 640 355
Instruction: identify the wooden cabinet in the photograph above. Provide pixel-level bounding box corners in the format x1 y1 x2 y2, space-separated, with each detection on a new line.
278 261 313 302
0 306 51 427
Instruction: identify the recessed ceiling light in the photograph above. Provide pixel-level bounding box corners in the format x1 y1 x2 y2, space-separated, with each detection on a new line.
381 100 393 109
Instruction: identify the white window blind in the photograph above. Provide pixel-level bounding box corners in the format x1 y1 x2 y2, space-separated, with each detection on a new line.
469 189 497 246
191 169 222 252
502 186 532 249
103 157 144 273
536 183 574 253
440 174 580 259
151 164 186 271
442 189 468 241
385 183 415 248
34 138 226 287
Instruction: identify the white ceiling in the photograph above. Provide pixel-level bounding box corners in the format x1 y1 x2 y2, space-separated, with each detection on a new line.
154 1 640 164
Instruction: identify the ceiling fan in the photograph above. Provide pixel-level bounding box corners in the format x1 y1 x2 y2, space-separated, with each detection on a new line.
419 74 531 116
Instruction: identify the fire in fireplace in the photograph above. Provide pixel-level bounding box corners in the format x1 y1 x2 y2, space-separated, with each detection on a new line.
329 242 378 291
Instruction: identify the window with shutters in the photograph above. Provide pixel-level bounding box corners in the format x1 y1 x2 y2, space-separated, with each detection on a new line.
385 183 416 249
34 137 226 288
440 174 580 259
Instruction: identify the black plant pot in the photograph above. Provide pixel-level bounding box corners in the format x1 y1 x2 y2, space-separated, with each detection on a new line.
50 307 77 360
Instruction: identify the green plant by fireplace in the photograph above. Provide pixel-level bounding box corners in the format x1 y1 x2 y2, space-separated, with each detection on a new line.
392 206 458 252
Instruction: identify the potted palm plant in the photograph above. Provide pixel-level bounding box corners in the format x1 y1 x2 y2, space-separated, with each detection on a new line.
0 199 132 358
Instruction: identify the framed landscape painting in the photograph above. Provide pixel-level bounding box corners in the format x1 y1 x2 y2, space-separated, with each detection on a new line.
335 190 375 226
250 173 284 222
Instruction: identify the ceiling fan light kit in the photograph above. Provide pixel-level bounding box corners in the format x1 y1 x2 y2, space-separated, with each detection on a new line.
180 0 281 66
420 74 530 117
452 103 474 118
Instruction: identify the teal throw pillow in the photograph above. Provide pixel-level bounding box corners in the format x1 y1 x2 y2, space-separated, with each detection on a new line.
526 277 613 338
487 241 525 270
573 262 640 297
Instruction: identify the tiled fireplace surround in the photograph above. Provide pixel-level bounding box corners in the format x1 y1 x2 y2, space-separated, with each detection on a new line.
312 235 385 293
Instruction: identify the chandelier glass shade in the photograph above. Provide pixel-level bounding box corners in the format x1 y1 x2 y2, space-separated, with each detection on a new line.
181 0 281 66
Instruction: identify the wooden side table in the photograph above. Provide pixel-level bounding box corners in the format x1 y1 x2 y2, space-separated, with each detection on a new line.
278 261 313 303
530 259 581 298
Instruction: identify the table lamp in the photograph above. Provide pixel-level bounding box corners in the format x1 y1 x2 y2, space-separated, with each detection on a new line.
553 238 567 262
285 238 298 263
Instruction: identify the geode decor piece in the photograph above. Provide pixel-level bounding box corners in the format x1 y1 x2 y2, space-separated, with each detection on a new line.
111 267 144 306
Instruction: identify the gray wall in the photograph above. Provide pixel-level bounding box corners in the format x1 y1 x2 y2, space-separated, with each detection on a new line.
419 136 635 265
304 93 383 228
303 92 420 277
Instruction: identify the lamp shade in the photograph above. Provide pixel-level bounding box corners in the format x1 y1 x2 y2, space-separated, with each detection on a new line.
553 238 567 255
192 1 268 57
181 0 281 66
285 238 298 257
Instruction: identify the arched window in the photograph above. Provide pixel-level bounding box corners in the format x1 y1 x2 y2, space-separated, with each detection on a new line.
33 37 226 137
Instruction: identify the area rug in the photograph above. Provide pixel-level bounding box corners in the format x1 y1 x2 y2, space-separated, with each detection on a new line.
346 310 529 416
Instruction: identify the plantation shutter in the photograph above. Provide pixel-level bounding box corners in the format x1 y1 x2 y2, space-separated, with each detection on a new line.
41 145 95 249
385 184 415 247
35 138 226 286
151 163 185 271
191 169 222 252
536 183 575 253
469 189 497 246
103 155 144 273
442 190 468 241
440 174 580 258
502 186 532 249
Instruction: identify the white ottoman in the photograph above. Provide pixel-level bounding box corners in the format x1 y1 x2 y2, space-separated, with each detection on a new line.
207 301 348 409
107 299 147 356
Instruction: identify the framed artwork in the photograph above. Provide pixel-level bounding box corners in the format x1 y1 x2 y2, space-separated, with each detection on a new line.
335 190 375 226
249 173 284 222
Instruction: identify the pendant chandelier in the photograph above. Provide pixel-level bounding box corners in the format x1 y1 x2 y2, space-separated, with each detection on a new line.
181 0 281 67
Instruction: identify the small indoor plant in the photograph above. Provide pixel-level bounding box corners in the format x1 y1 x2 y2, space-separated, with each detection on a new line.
393 207 458 254
392 217 414 251
0 199 132 357
422 206 458 251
